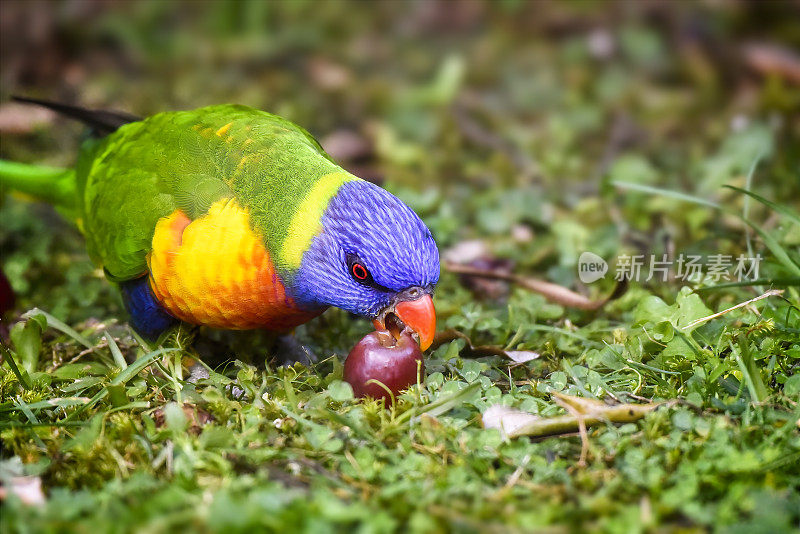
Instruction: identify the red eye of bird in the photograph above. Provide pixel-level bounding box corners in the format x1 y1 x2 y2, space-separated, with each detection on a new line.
352 263 369 280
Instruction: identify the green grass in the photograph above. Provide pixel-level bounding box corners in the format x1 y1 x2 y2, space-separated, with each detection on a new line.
1 2 800 532
2 283 799 533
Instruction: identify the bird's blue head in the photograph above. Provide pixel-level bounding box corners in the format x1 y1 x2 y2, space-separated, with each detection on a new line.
291 180 440 348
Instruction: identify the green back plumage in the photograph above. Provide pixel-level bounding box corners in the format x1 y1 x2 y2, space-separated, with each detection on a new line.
71 104 354 281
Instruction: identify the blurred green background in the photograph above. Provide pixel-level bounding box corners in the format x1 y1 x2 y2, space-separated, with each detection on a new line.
2 0 799 324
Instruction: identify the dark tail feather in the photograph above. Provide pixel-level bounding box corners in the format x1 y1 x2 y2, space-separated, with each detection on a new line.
12 96 141 136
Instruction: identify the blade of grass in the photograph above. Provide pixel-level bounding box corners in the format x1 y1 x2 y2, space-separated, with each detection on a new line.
562 359 595 399
0 421 86 429
103 401 151 415
742 155 761 257
612 181 721 208
13 397 48 449
60 376 104 393
604 342 681 375
0 344 32 390
13 398 40 424
0 397 90 413
395 381 482 424
283 373 298 407
614 181 800 277
738 214 800 277
696 278 800 290
725 185 800 225
66 348 178 421
732 334 768 404
682 289 784 330
105 332 127 369
22 308 93 349
129 329 153 353
111 348 178 386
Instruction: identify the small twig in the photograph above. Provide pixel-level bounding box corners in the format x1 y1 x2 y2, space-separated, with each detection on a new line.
66 343 102 366
446 262 626 310
553 395 590 467
625 393 654 403
483 394 671 439
503 454 530 490
681 289 784 331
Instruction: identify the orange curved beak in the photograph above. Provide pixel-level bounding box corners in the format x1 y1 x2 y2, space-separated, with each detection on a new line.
373 294 436 350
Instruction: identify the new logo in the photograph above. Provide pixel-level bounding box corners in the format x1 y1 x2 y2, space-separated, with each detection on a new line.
578 252 608 283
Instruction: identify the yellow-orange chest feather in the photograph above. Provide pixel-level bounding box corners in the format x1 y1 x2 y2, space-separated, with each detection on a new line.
146 198 320 330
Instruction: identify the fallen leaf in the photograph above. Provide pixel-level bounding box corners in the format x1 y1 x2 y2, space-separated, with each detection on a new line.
0 476 45 505
482 394 667 439
504 350 540 364
442 240 490 264
482 405 540 439
743 42 800 85
551 392 608 414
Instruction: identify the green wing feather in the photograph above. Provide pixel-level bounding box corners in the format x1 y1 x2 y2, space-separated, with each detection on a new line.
76 104 345 281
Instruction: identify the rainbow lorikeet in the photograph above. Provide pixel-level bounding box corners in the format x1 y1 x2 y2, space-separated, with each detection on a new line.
0 98 439 350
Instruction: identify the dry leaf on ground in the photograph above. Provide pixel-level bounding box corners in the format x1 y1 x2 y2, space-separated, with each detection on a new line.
482 393 666 439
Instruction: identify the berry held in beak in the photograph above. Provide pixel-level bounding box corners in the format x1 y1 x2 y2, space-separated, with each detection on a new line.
373 292 436 350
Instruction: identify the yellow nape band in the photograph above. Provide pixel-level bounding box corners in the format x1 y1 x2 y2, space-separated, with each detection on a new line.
148 199 320 330
280 171 354 270
215 122 232 138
